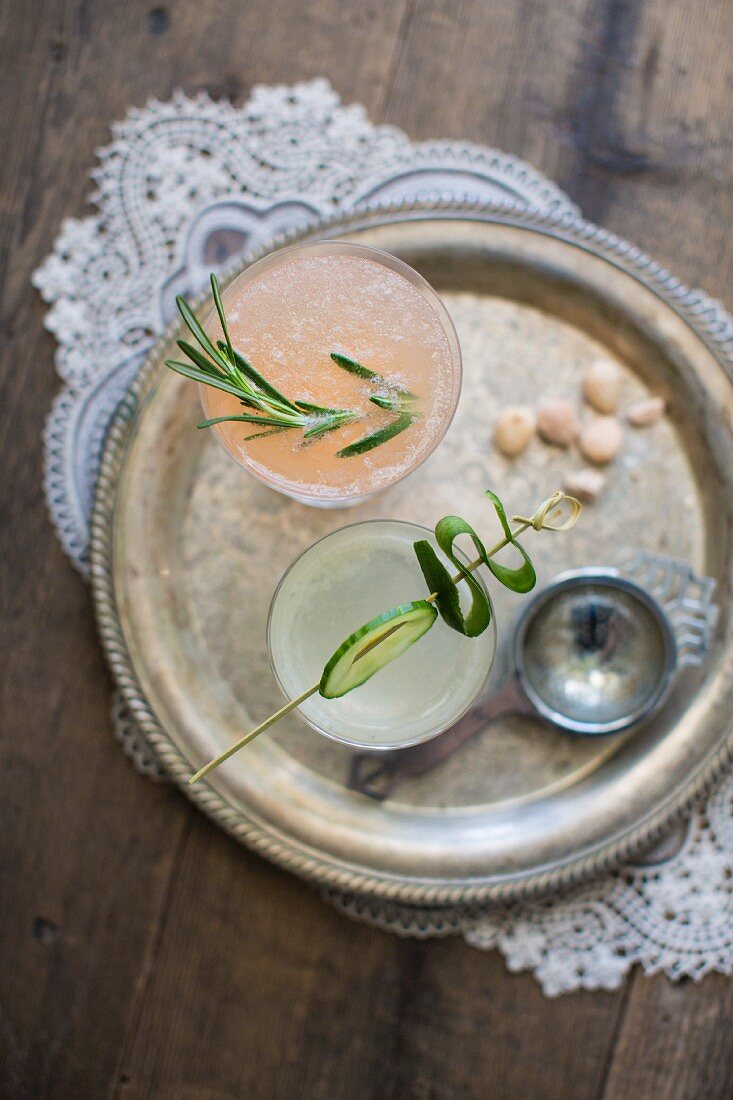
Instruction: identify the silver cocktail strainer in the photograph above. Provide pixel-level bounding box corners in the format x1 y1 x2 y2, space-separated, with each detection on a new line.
510 568 677 735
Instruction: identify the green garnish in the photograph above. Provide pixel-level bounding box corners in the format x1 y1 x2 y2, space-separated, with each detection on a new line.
483 490 537 593
329 352 378 380
331 351 419 454
369 394 399 410
413 490 537 636
188 490 581 785
167 275 359 441
413 538 475 636
336 412 414 457
320 602 438 698
166 276 419 455
330 353 417 402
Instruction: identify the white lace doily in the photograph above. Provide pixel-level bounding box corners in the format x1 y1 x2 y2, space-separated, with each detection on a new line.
34 79 733 996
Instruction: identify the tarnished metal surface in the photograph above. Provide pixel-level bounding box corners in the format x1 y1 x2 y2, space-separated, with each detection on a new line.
91 203 733 903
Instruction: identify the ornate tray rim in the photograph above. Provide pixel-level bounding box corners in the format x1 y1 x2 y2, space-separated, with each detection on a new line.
90 198 733 905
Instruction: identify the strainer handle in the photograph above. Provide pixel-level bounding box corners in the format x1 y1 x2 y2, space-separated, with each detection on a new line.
348 677 530 801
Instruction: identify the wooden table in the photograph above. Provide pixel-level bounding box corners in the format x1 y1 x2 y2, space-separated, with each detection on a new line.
2 2 732 1096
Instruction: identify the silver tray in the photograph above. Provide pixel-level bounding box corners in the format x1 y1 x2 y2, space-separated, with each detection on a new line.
91 202 733 905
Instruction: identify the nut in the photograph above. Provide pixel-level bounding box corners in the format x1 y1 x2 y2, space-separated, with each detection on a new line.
536 399 579 447
583 358 621 413
627 396 666 427
494 406 536 456
563 468 606 502
579 416 624 465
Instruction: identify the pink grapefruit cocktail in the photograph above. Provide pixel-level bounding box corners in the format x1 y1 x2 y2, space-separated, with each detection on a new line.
200 240 462 505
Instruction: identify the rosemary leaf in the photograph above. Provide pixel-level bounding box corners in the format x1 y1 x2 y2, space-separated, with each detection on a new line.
303 415 356 440
242 425 290 441
177 339 232 380
369 394 397 410
370 390 419 411
210 275 235 365
166 360 260 401
330 352 378 380
175 296 230 370
217 342 299 412
197 414 297 430
337 412 414 457
295 400 336 414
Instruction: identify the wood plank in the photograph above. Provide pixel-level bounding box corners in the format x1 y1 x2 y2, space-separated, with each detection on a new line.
0 4 195 1095
2 0 409 312
384 0 733 293
0 308 191 1100
381 0 591 192
115 812 627 1100
603 972 733 1100
0 0 407 1096
384 8 733 1099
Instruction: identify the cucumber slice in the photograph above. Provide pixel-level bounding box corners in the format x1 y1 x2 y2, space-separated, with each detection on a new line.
319 601 438 699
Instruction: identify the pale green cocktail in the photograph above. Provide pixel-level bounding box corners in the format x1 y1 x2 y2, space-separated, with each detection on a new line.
267 520 497 750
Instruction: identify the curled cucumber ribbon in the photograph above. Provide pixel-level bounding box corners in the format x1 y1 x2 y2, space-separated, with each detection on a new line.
413 490 579 637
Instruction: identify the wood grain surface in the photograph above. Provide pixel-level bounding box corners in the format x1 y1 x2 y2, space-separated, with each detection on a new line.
1 1 732 1097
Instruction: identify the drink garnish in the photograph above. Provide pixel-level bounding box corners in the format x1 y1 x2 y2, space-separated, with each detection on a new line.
320 602 438 697
413 490 536 636
188 490 581 784
165 275 419 453
336 412 415 457
330 351 419 453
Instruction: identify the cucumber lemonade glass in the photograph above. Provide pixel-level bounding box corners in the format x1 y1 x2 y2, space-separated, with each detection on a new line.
267 521 497 750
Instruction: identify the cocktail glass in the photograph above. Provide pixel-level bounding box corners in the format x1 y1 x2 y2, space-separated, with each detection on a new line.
199 240 462 507
267 520 496 750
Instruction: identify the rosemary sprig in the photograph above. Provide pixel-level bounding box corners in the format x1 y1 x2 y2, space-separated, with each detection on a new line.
166 278 425 455
166 275 361 441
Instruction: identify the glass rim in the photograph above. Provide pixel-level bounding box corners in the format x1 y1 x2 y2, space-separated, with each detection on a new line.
200 238 463 506
266 518 496 751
